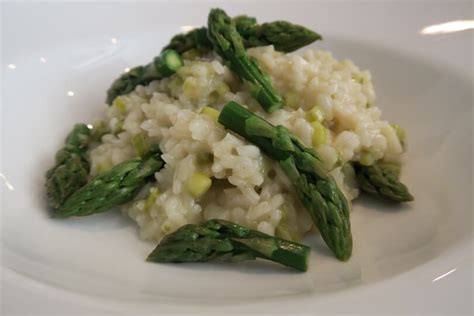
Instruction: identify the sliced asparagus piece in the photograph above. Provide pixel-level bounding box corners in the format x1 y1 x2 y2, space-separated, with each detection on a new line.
148 219 311 272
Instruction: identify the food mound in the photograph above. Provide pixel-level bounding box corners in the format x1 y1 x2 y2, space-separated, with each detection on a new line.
46 8 412 271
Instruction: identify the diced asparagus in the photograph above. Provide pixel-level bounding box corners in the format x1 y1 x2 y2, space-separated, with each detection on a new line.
311 121 327 147
131 133 151 158
186 172 212 198
307 105 324 122
200 106 220 121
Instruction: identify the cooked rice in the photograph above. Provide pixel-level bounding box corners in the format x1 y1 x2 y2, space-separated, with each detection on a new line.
88 46 403 242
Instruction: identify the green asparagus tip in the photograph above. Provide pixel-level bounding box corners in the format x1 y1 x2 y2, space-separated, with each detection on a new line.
161 49 184 73
355 162 414 203
106 49 183 105
218 101 353 261
55 148 164 218
207 8 284 113
45 124 92 210
148 219 310 272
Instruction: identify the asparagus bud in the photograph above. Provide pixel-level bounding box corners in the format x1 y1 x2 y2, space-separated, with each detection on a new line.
355 163 413 202
207 8 283 113
46 124 92 209
148 219 311 272
106 49 183 105
163 15 321 54
218 101 353 261
55 149 164 218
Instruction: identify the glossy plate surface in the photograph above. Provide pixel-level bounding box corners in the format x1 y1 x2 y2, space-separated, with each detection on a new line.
2 1 472 314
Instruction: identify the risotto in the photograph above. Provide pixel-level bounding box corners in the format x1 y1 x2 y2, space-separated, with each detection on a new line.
87 45 403 242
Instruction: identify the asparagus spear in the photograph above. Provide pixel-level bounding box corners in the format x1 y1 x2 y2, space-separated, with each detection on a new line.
162 27 212 54
233 15 258 35
354 162 413 202
148 219 311 272
207 8 283 113
54 148 164 218
218 101 352 261
377 162 401 179
238 20 322 53
162 15 321 54
46 124 92 209
106 49 183 105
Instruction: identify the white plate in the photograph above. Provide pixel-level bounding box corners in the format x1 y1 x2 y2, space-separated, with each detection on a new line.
2 1 473 315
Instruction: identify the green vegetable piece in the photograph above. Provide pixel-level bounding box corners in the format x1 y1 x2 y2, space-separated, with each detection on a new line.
131 133 151 158
196 152 214 165
311 121 328 147
145 187 160 210
106 49 183 105
233 15 258 34
378 162 401 179
90 120 109 142
359 151 376 166
163 15 321 54
45 124 92 210
200 106 220 121
275 220 302 242
54 148 164 218
186 172 212 198
308 105 325 122
207 8 283 113
391 123 406 148
148 219 311 272
218 101 352 261
162 27 212 54
239 20 322 53
354 162 413 202
284 91 300 109
113 97 127 114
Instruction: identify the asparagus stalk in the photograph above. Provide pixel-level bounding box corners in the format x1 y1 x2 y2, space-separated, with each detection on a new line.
106 49 183 105
163 15 321 54
354 162 413 202
207 8 283 113
54 148 164 218
218 101 352 261
239 20 322 53
233 15 258 35
45 124 92 209
148 219 311 272
162 27 212 54
377 162 401 179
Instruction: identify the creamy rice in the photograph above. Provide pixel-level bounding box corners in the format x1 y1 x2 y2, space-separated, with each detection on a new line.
88 46 403 242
